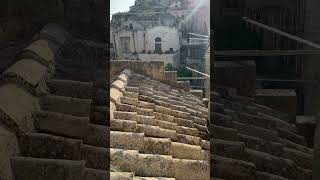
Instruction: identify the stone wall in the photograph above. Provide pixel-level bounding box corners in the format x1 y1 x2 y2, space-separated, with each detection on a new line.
255 89 297 123
213 60 256 97
110 60 190 91
138 52 180 67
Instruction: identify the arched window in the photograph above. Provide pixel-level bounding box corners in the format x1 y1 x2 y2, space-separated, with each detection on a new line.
155 37 162 53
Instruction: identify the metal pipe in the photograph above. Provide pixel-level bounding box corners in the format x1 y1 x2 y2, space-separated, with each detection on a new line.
185 67 210 77
243 17 320 49
188 33 209 38
215 50 320 57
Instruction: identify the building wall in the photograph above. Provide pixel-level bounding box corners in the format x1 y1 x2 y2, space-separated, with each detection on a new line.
112 26 180 59
138 51 180 67
145 26 180 53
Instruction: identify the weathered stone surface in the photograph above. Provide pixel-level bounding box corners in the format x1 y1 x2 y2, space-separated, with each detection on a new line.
24 39 58 66
3 58 48 88
110 172 134 180
11 157 85 180
0 126 20 180
81 145 108 170
33 110 89 139
20 133 82 160
0 83 39 132
47 79 94 99
111 119 137 132
40 95 92 117
84 124 109 147
110 88 122 104
212 155 256 180
172 158 209 180
84 168 108 180
143 137 172 155
110 131 144 151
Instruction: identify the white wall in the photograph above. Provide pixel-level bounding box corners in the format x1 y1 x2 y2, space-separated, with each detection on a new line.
138 51 180 67
145 26 180 53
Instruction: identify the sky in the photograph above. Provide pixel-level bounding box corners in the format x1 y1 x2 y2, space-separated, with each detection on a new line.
110 0 136 19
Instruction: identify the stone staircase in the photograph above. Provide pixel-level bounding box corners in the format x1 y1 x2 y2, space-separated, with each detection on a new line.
110 70 210 179
0 23 108 180
210 90 313 180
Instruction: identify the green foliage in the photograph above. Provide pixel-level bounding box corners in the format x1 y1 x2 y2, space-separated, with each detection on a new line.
165 63 175 71
177 67 192 77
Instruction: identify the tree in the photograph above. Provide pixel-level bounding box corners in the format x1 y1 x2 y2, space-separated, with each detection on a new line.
165 63 175 71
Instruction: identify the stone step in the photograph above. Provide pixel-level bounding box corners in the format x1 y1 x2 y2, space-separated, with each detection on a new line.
126 86 139 93
84 124 109 148
282 147 313 170
174 117 195 128
110 172 134 179
110 131 144 151
117 103 136 112
40 95 92 117
245 148 298 179
209 125 239 141
33 110 89 139
279 138 313 155
171 158 209 180
256 171 293 180
176 133 201 146
20 132 82 160
110 148 172 177
123 91 139 98
297 167 312 180
137 101 155 109
138 95 155 104
94 88 108 106
232 121 279 142
201 140 210 150
11 157 85 180
137 107 154 116
120 96 139 106
258 112 296 133
113 111 137 121
84 168 108 180
137 115 157 125
81 144 108 170
47 79 94 99
111 119 137 132
277 128 307 146
191 116 207 126
154 112 175 123
176 126 199 137
91 106 109 126
210 112 234 128
110 148 209 179
143 137 172 155
238 134 283 157
133 177 175 180
237 112 277 130
211 139 245 160
137 124 178 141
211 155 256 180
172 142 208 160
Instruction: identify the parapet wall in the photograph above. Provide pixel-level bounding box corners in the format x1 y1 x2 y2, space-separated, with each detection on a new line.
110 60 189 91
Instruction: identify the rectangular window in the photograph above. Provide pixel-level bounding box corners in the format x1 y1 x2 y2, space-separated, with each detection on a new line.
120 37 131 53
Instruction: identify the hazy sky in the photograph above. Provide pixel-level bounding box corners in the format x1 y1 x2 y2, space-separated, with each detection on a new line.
111 0 136 16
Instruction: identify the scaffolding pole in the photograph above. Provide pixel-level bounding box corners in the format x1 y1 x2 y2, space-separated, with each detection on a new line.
185 67 210 77
215 50 320 57
243 17 320 49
